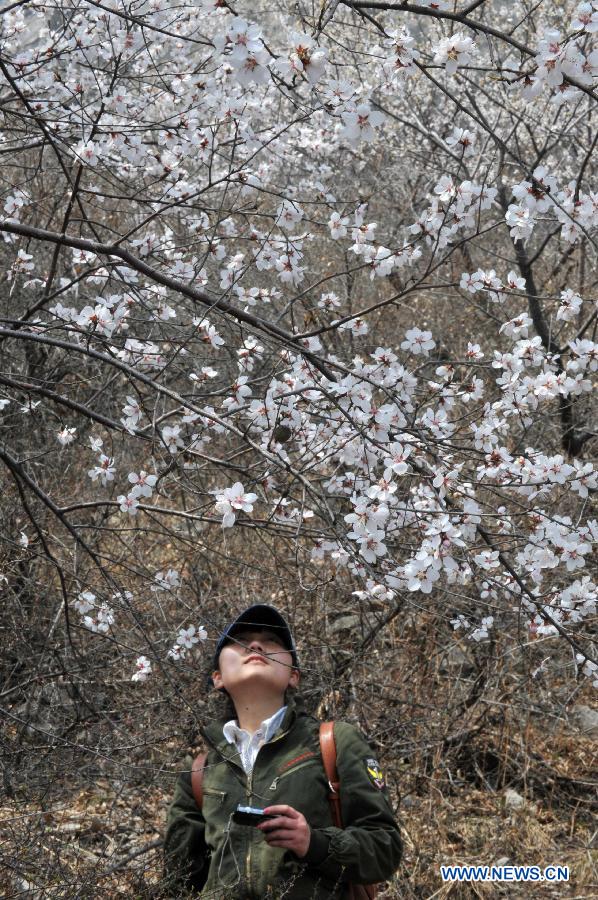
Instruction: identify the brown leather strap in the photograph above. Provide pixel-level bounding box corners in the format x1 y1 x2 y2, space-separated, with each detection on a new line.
191 751 208 809
320 723 379 900
319 722 342 828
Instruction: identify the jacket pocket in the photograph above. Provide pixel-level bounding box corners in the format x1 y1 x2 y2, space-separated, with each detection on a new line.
268 758 320 792
203 787 227 805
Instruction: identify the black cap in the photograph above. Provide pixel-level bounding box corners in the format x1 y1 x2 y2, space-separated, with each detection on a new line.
213 604 298 669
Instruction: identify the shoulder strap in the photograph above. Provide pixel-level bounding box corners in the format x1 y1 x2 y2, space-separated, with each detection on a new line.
319 722 342 828
191 751 208 809
320 723 380 900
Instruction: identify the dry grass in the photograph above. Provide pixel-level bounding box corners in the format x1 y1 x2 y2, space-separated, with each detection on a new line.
3 713 596 899
2 498 596 898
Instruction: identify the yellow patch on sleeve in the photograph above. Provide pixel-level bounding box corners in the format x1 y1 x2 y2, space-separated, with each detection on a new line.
365 757 386 789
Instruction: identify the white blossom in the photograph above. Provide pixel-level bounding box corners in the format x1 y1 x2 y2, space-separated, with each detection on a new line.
329 212 349 239
557 289 582 321
57 426 76 446
275 31 327 84
128 471 158 498
88 454 116 486
571 2 598 32
214 482 258 528
340 103 385 144
117 493 139 515
131 656 152 682
470 616 494 642
151 569 181 592
74 591 96 615
75 140 100 166
506 204 535 241
276 200 303 231
433 33 476 74
401 327 435 355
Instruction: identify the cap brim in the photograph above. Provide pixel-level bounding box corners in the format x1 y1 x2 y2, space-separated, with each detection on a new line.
214 604 298 668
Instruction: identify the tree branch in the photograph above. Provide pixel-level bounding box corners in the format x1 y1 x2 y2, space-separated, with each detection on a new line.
0 219 337 382
341 1 598 101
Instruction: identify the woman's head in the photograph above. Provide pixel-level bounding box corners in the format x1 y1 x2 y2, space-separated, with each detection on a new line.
211 605 300 708
212 625 300 698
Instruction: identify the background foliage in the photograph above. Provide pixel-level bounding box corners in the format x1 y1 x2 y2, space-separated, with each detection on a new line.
1 1 596 896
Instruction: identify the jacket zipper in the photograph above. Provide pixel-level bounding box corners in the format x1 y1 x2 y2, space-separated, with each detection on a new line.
245 726 291 895
201 722 294 896
245 767 254 891
269 757 319 791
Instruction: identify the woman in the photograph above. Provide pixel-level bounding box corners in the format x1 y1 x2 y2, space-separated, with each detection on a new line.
163 604 402 898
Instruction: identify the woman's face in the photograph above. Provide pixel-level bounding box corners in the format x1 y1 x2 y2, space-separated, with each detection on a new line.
212 627 299 697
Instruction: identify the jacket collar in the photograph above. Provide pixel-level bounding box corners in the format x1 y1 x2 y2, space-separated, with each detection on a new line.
201 693 303 758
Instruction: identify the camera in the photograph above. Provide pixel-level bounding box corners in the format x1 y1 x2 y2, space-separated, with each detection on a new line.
232 805 277 827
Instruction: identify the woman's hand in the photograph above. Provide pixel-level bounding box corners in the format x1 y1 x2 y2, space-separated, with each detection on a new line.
257 804 311 858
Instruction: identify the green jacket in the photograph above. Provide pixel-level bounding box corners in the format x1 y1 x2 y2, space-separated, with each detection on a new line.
163 698 402 899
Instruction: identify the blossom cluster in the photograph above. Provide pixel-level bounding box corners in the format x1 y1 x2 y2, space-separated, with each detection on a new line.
1 0 596 692
505 166 598 244
168 624 208 661
73 590 116 634
507 18 598 106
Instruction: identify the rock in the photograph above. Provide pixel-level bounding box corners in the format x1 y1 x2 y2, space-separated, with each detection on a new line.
329 614 360 634
438 644 475 675
568 705 598 736
504 788 525 810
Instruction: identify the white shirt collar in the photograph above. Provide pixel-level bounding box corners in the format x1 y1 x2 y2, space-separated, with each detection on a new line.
223 704 287 745
223 705 287 773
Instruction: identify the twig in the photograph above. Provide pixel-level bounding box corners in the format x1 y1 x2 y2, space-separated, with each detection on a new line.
99 837 163 876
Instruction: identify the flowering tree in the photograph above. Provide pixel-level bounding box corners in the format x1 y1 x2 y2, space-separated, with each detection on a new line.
0 0 597 888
